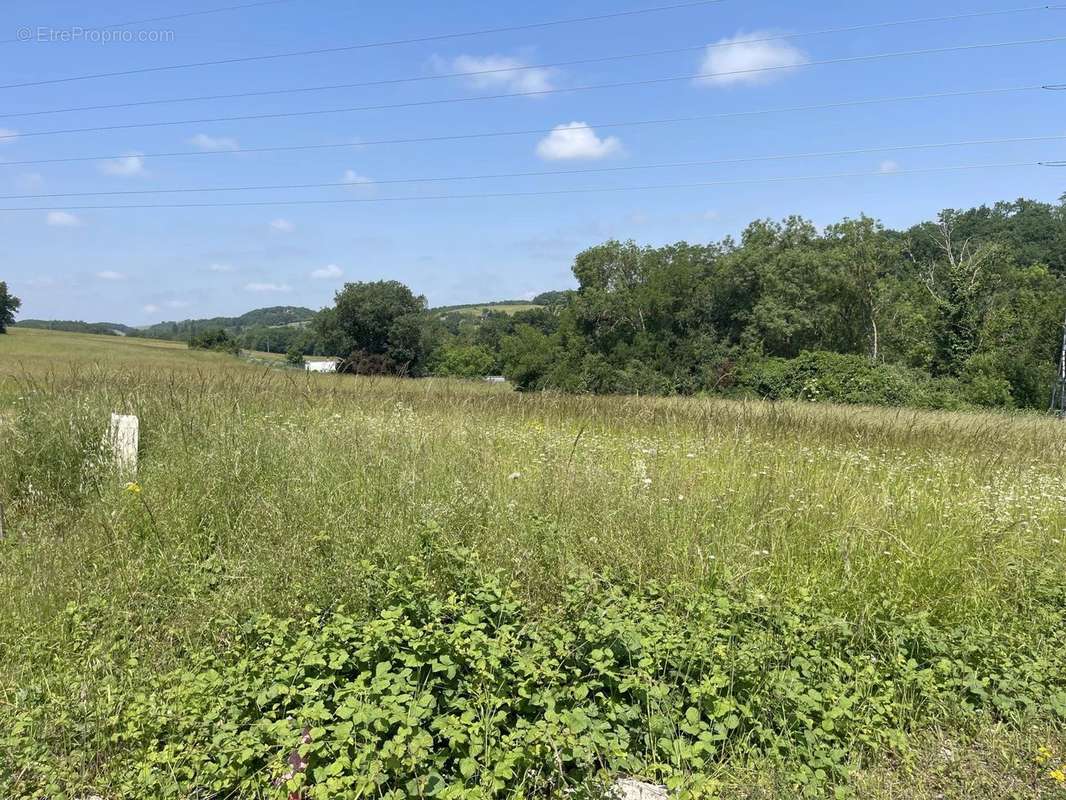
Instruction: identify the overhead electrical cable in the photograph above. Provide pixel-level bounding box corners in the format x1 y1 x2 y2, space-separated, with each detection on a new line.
0 84 1053 167
0 161 1049 212
1 36 1064 141
0 0 729 89
1 5 1055 119
2 134 1062 201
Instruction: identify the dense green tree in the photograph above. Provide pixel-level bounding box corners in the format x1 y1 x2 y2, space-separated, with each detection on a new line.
907 214 1006 375
944 198 1066 275
188 328 239 354
500 325 558 391
285 345 305 367
432 344 495 378
315 281 428 375
531 289 576 306
238 324 307 354
565 240 721 391
485 197 1066 409
823 216 902 361
0 282 21 333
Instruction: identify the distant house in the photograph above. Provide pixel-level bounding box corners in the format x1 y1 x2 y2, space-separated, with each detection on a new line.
305 358 341 374
485 375 507 384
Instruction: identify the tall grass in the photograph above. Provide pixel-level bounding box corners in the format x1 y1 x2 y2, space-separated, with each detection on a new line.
3 329 1064 653
2 328 1066 796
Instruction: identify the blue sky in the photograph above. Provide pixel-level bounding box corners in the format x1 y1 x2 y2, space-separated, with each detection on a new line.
2 0 1064 322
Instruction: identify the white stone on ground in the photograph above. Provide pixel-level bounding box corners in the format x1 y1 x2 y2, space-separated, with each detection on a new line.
612 777 669 799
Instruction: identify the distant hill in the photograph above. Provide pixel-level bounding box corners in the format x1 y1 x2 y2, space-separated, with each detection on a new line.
16 300 569 342
15 306 317 342
431 300 544 317
139 306 317 340
236 306 317 327
15 319 139 336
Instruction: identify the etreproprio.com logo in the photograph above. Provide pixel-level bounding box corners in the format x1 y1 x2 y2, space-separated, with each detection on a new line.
17 27 175 43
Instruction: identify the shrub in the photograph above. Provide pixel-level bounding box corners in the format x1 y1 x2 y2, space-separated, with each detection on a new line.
732 351 965 409
500 326 556 391
285 346 306 368
340 350 401 376
959 353 1016 408
188 328 240 354
432 345 495 379
7 550 1066 799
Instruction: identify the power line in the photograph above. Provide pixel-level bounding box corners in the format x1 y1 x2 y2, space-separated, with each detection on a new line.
0 84 1050 167
2 35 1062 141
3 135 1062 201
0 162 1046 212
0 0 298 45
1 5 1053 120
0 0 728 90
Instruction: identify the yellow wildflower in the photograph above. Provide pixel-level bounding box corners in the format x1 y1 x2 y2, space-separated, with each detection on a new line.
1049 766 1066 783
1037 745 1054 766
124 482 142 495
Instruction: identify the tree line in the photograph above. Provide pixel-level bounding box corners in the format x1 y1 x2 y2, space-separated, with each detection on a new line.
7 196 1066 411
305 197 1066 410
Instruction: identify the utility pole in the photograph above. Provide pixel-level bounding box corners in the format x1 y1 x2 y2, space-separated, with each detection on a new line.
1052 311 1066 417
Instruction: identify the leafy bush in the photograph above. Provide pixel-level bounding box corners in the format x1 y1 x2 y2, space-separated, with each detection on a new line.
732 351 966 409
6 550 1066 799
500 326 557 391
341 350 402 376
286 345 306 368
188 328 240 354
958 353 1016 409
432 345 495 379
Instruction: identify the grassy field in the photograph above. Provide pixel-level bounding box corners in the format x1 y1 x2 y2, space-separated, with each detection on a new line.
2 328 1066 799
432 302 544 316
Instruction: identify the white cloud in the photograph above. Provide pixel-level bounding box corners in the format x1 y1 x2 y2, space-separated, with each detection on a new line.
343 169 373 186
165 299 190 308
143 304 160 313
244 282 292 293
703 210 721 221
270 218 295 233
188 133 240 152
696 32 809 87
536 122 622 161
46 210 82 227
0 128 18 143
96 270 125 281
100 152 146 176
442 54 555 94
208 262 235 273
311 264 343 279
342 169 376 197
879 160 901 174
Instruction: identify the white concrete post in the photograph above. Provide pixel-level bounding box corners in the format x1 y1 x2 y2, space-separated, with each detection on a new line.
107 413 139 475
